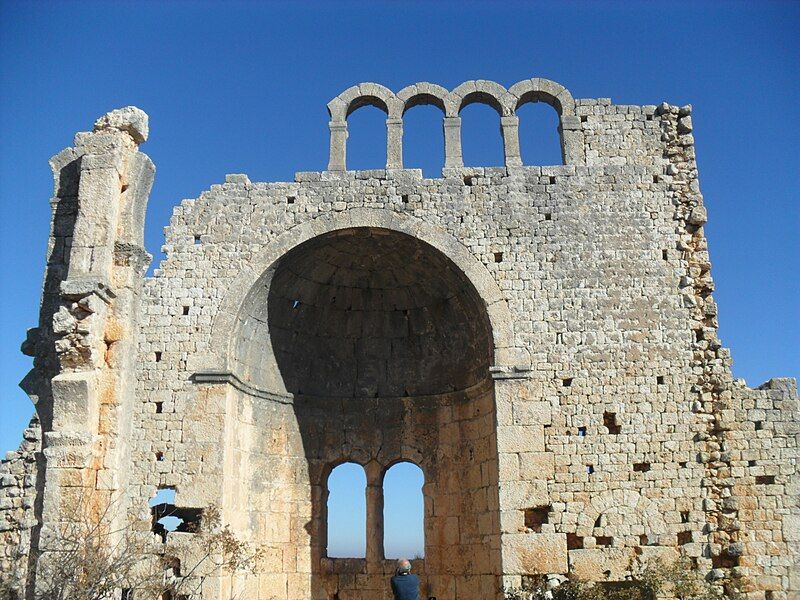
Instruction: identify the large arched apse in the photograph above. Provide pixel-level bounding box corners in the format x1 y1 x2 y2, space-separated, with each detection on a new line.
227 227 502 600
232 227 494 396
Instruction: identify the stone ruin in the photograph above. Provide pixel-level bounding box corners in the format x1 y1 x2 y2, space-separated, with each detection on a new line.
0 78 797 599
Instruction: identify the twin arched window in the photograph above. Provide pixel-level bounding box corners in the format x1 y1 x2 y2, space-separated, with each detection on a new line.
326 461 425 559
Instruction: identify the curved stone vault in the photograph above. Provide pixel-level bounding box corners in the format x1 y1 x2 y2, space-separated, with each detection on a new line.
245 227 493 397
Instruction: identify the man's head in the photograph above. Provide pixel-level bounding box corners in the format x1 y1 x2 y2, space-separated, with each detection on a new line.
396 558 412 575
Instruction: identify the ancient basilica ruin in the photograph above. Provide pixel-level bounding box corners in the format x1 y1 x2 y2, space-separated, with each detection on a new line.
1 78 797 598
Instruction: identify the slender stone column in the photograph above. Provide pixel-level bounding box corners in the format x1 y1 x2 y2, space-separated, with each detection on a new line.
386 118 403 169
443 116 463 169
501 115 522 167
365 468 385 566
327 121 348 171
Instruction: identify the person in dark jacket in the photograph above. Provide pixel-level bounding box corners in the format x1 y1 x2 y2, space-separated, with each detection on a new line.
390 558 420 600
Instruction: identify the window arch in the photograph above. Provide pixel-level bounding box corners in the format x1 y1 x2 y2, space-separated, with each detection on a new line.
346 104 388 171
327 462 367 558
383 462 425 559
516 101 563 166
402 102 445 177
459 101 504 167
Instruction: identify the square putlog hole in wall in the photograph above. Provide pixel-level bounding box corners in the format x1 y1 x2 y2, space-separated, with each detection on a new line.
494 252 503 263
523 505 550 533
603 411 621 434
711 554 739 569
595 536 613 547
677 531 692 545
567 533 584 550
633 462 651 473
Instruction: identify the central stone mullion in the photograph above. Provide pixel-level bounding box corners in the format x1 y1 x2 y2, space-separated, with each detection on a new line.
365 463 385 566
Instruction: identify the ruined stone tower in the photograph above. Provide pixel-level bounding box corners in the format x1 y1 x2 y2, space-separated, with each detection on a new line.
1 79 797 599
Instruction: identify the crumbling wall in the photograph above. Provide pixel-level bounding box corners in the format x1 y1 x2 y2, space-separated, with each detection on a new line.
729 378 800 593
4 107 155 598
0 417 41 594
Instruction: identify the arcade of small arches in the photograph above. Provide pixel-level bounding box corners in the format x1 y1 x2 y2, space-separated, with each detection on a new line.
326 78 585 171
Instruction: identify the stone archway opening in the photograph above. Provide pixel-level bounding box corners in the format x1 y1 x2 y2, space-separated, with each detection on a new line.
229 226 502 600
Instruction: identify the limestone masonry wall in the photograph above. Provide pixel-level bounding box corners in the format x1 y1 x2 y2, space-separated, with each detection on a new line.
2 78 797 600
0 417 40 595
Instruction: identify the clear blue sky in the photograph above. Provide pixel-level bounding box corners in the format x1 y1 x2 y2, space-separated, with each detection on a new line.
0 0 798 557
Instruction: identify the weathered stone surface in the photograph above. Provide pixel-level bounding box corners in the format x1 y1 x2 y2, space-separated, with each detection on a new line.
569 548 636 581
2 80 798 599
93 105 149 144
503 533 568 574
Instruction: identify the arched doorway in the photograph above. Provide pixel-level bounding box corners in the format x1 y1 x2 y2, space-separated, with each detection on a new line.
225 225 503 599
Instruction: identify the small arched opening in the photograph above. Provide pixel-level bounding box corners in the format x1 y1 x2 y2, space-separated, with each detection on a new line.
402 99 446 177
459 94 504 168
516 101 563 166
346 100 388 171
326 462 367 558
383 461 425 559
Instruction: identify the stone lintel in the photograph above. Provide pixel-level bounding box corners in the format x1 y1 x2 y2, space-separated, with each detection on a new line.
490 365 533 380
59 277 116 304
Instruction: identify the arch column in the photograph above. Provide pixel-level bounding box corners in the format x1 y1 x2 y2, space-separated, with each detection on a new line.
386 118 403 169
500 115 522 167
365 464 385 565
443 116 463 169
328 121 348 171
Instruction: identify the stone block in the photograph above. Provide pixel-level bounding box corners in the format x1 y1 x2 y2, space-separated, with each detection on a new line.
569 548 636 581
503 532 568 574
51 372 97 431
93 106 149 144
519 452 555 480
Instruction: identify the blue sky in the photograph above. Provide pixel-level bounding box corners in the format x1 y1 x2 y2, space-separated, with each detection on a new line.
0 0 797 557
